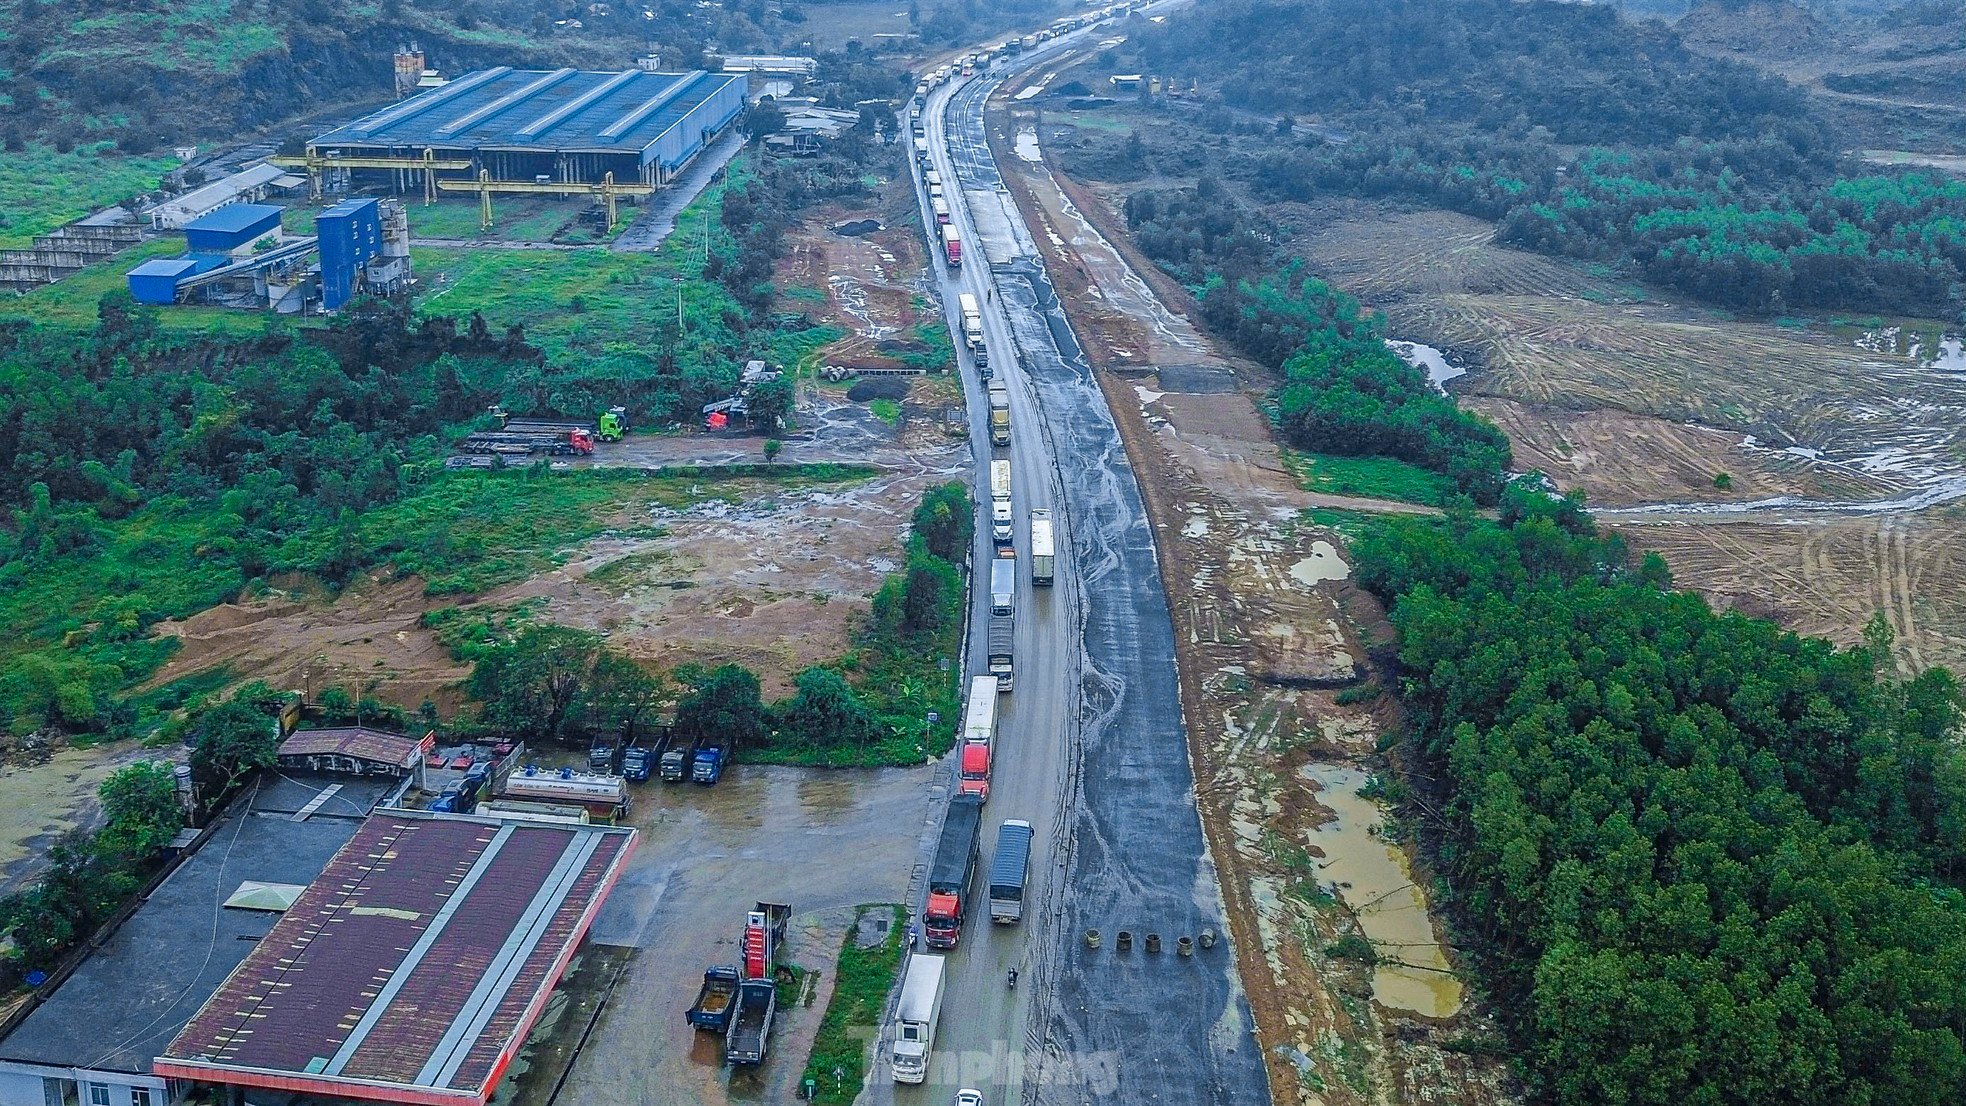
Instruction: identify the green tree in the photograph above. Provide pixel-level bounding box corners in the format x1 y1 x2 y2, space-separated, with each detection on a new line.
589 651 670 741
96 761 183 862
187 696 279 807
674 663 768 755
749 375 794 432
776 667 879 750
467 624 606 743
910 482 973 563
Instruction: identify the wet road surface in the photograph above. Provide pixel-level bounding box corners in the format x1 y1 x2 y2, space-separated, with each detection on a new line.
884 19 1272 1106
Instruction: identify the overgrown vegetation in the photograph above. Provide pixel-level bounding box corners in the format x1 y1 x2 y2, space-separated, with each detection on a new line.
0 144 177 248
801 904 906 1105
1351 481 1966 1105
1094 0 1966 318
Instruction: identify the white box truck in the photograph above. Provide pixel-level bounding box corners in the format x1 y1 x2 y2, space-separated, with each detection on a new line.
990 556 1014 616
1030 508 1054 586
989 459 1012 545
959 292 984 351
889 954 946 1083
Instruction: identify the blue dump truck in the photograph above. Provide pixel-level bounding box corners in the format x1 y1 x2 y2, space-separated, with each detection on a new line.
692 738 728 785
687 966 741 1031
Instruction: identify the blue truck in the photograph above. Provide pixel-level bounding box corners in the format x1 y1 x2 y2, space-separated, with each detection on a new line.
687 966 741 1031
692 738 728 785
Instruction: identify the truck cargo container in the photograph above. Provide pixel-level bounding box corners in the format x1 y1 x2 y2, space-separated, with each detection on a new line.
941 224 961 267
1030 509 1055 586
989 820 1033 923
932 196 951 224
990 557 1015 616
988 384 1010 447
959 293 984 350
961 675 999 745
924 795 983 948
987 615 1014 691
890 955 947 1083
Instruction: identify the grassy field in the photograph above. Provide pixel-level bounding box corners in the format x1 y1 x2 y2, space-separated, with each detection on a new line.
801 904 906 1105
1281 448 1457 505
0 145 178 248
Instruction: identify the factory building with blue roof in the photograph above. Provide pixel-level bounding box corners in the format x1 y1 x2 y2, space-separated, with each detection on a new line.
309 68 747 188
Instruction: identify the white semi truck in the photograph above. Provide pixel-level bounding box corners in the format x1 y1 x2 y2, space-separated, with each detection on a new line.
989 459 1012 545
889 954 947 1083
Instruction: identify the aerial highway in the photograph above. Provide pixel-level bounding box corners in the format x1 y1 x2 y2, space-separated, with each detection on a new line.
882 16 1273 1105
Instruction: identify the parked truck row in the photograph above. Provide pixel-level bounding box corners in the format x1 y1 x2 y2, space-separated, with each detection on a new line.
687 902 792 1066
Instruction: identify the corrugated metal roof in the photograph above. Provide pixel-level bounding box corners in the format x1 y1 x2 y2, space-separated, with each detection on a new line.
311 68 745 155
156 813 634 1105
180 203 283 235
278 726 424 768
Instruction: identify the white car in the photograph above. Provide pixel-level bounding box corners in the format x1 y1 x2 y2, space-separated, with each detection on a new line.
955 1091 985 1106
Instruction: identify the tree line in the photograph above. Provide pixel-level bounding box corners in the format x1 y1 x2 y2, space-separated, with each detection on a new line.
1122 184 1510 503
1350 484 1966 1105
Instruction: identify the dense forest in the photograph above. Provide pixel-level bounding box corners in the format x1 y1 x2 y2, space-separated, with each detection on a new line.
1114 0 1965 317
1121 182 1511 502
1352 487 1966 1104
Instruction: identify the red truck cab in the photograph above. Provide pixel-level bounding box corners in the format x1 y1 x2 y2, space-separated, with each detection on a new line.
958 742 991 803
924 890 963 947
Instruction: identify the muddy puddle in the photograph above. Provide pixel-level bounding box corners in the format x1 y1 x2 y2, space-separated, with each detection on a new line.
1387 339 1468 390
1014 127 1042 162
1855 326 1966 372
1300 763 1464 1019
1289 541 1349 586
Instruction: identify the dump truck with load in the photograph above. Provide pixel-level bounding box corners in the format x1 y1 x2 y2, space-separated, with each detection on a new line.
460 429 594 457
924 796 983 948
990 820 1033 923
1030 509 1055 585
687 966 740 1030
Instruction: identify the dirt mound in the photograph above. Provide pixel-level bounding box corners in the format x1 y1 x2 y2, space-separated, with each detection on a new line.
831 219 883 237
847 378 911 402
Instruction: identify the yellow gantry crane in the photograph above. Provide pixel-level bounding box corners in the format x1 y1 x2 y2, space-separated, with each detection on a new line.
437 170 654 232
269 147 473 204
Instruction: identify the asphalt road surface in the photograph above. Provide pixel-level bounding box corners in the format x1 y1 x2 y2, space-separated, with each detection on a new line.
882 19 1272 1106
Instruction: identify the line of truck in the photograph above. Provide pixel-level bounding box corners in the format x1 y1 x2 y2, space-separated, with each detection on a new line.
588 729 728 785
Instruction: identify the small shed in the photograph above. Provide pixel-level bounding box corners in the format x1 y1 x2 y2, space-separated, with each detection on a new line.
127 257 203 304
181 203 284 254
276 727 431 781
